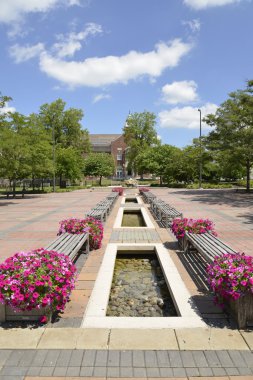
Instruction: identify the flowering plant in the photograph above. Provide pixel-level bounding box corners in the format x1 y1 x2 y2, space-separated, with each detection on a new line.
59 217 103 250
139 187 149 193
112 187 123 196
207 253 253 306
0 249 77 317
171 217 216 239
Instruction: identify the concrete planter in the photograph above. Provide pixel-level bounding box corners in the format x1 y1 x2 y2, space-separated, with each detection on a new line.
0 303 51 322
226 292 253 329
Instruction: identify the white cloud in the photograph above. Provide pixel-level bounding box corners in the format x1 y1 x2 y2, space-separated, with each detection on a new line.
159 103 218 129
92 93 111 103
0 104 16 115
39 39 193 88
0 0 79 24
9 43 45 63
184 0 242 10
52 23 103 58
182 19 201 33
162 80 198 104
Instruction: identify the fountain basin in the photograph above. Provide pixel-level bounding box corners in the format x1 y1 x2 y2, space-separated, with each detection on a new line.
113 207 154 228
82 243 206 328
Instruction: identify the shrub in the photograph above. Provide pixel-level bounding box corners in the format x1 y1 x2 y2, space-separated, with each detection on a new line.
59 217 103 250
0 249 77 315
171 217 216 239
207 253 253 305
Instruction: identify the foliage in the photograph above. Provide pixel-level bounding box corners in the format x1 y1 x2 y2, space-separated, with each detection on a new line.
204 80 253 191
0 249 77 316
123 111 160 175
171 218 217 239
83 153 115 186
56 146 84 183
58 217 104 250
207 253 253 305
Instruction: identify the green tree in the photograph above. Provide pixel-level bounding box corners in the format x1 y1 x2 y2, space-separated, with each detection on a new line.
204 80 253 191
83 153 115 186
56 146 84 185
123 111 160 176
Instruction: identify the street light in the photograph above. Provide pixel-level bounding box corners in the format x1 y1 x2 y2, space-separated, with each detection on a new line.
52 125 56 192
198 108 202 189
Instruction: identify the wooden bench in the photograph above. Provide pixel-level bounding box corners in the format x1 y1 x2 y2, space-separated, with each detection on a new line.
86 208 107 222
5 190 25 199
183 231 237 263
45 232 89 261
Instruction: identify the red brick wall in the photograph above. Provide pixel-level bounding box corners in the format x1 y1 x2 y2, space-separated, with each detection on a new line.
111 135 127 177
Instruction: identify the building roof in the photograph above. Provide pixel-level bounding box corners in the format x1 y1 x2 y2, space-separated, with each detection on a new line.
89 134 122 145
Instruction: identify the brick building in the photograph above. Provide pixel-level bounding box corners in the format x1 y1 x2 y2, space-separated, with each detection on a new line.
89 134 128 178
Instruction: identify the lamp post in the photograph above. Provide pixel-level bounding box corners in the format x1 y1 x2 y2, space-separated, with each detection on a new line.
198 108 202 189
52 125 56 193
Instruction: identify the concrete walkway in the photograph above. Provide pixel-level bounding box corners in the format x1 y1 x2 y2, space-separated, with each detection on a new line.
0 188 253 379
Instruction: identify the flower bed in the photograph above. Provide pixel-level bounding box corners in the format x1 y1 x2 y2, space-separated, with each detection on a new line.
138 187 149 194
207 253 253 328
171 217 216 239
59 217 103 250
112 187 123 196
0 249 77 322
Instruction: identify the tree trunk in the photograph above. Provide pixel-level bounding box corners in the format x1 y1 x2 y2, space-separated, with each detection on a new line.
99 176 102 186
246 160 251 192
12 179 16 196
32 175 35 192
160 176 162 186
60 173 62 188
42 179 44 191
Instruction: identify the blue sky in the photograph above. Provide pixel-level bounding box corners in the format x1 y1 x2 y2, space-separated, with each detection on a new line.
0 0 252 147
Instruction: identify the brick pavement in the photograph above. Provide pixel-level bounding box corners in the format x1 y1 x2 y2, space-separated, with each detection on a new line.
0 188 253 379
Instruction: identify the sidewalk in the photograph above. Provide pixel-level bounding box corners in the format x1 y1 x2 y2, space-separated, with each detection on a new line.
0 188 252 379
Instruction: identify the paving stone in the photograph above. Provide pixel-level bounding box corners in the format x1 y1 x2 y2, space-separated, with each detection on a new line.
199 367 214 376
133 350 145 367
180 351 195 367
82 349 96 366
228 350 248 367
0 366 28 375
159 367 173 377
120 351 132 366
108 350 120 367
55 349 72 367
93 366 107 376
0 351 12 366
133 367 147 377
26 366 41 376
172 367 187 377
32 350 48 366
69 349 84 366
66 366 81 376
18 349 37 367
212 366 227 376
107 366 120 377
43 349 60 366
185 367 200 376
192 350 209 367
168 351 183 367
146 367 160 377
216 350 234 367
53 366 68 376
204 350 222 367
4 350 24 366
238 367 253 375
240 350 253 367
120 366 134 377
0 376 24 380
156 350 170 367
144 350 158 367
225 367 240 375
39 366 54 376
95 349 108 366
79 367 93 376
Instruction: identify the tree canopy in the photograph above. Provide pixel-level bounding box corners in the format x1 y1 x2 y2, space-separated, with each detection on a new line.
83 153 115 185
